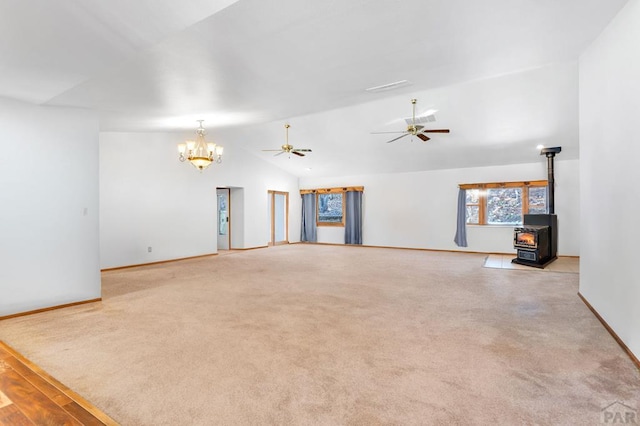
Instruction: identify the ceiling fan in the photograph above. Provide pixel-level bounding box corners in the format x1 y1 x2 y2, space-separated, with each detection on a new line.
262 124 312 157
372 98 450 143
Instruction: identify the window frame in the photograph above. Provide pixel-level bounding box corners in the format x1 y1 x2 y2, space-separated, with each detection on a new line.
459 180 548 226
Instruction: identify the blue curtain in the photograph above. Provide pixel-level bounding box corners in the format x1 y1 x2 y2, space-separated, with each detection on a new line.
454 188 468 247
300 193 317 242
344 191 363 245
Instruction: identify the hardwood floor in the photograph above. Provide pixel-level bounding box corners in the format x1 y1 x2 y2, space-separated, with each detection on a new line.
0 342 117 425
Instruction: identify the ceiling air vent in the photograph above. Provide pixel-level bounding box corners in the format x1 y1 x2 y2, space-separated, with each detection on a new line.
405 114 436 125
365 80 412 93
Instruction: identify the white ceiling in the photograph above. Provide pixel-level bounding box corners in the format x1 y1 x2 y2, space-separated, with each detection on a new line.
0 0 629 177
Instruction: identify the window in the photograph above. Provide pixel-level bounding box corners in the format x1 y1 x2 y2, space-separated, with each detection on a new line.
460 180 547 226
299 186 364 228
465 189 481 224
528 186 547 214
317 192 345 226
486 187 522 225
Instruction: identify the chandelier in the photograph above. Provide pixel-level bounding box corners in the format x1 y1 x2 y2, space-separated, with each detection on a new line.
178 120 223 171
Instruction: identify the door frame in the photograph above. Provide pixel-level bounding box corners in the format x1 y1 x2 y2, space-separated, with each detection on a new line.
268 190 289 246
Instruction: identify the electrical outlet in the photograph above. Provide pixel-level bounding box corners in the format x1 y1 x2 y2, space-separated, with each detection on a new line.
148 246 152 253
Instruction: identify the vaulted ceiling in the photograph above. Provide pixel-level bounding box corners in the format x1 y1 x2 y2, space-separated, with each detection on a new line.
0 0 629 176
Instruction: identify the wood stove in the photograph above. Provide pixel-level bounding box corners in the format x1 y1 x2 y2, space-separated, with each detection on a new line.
514 225 550 263
512 214 557 268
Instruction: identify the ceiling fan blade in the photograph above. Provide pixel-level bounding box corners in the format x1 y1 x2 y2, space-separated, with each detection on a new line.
416 134 430 142
371 131 407 134
386 133 409 143
262 149 283 152
274 151 285 156
292 151 305 157
294 149 312 152
422 129 450 133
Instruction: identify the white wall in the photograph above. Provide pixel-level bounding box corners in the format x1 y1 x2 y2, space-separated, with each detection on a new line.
0 97 100 316
99 131 300 269
300 159 579 255
230 187 245 249
579 0 640 360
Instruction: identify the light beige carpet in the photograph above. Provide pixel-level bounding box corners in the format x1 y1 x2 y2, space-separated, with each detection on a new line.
1 245 638 425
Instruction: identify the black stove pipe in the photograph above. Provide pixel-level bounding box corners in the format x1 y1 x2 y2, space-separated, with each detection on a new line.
546 153 556 214
540 147 561 214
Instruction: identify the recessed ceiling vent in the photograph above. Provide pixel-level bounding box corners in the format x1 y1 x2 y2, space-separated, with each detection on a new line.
404 114 436 125
365 80 412 93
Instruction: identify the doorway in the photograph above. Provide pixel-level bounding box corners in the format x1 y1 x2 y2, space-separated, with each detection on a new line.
268 190 289 245
217 188 230 250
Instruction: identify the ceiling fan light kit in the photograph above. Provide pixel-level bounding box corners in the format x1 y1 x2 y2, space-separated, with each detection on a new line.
178 120 223 171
